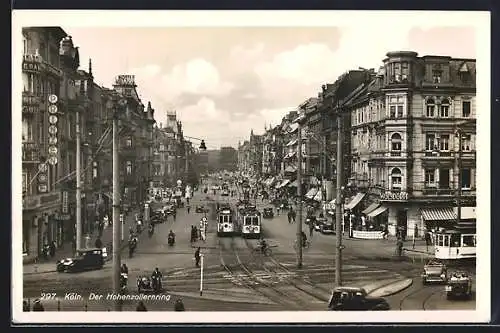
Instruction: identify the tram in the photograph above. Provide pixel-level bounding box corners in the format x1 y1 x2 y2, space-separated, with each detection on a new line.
434 229 476 260
217 205 239 237
240 205 262 239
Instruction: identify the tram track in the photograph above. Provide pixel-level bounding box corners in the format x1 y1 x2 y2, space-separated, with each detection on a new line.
218 238 303 309
398 285 443 310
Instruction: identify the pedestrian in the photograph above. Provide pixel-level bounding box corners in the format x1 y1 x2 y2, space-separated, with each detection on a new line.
276 205 280 216
49 240 56 257
291 209 296 223
173 210 177 222
95 238 103 249
136 301 147 311
32 299 44 311
287 210 291 224
309 222 314 237
396 237 404 257
194 247 201 267
187 205 191 214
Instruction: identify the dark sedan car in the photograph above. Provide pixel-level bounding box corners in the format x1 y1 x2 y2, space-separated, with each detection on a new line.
263 207 274 219
196 205 209 213
56 248 104 273
328 287 390 311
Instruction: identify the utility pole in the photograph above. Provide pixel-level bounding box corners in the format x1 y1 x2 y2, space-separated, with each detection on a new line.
335 105 343 287
296 119 303 269
75 107 82 251
112 106 122 311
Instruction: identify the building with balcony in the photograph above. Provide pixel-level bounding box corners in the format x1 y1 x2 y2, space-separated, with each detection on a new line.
347 51 476 238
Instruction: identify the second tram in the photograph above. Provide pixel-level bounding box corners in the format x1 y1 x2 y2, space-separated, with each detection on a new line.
217 206 239 237
240 205 262 239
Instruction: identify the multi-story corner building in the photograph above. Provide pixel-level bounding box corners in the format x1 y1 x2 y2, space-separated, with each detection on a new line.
261 125 284 186
276 111 300 191
22 27 67 260
347 51 476 238
219 146 238 171
300 97 320 186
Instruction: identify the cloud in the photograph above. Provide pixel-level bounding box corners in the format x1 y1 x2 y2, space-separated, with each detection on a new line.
162 58 233 99
177 97 226 123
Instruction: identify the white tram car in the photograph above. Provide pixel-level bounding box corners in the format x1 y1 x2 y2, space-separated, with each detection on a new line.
434 229 476 260
241 207 262 239
217 207 239 237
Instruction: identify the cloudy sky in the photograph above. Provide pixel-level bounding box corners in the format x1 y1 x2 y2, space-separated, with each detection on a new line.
44 14 478 149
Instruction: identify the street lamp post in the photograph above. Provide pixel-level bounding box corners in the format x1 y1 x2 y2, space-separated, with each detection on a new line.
334 105 343 287
296 116 304 269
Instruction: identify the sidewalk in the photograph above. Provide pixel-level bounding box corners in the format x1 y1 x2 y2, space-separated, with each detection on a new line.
23 207 143 275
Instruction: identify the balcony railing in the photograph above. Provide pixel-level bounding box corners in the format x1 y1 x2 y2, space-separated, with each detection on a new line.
422 187 454 196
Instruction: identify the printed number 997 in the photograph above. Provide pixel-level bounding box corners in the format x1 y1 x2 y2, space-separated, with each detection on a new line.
40 293 57 300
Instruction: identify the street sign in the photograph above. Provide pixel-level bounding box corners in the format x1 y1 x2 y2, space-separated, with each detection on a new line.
48 115 58 124
48 125 58 135
48 146 58 155
38 184 48 193
38 174 47 182
48 94 58 104
48 136 58 145
48 105 58 114
48 156 58 165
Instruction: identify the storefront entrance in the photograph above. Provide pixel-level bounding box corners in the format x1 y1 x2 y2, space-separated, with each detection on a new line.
396 209 408 240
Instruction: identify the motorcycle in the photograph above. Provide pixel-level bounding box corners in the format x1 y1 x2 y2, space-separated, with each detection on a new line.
168 235 175 246
137 275 163 293
120 273 128 292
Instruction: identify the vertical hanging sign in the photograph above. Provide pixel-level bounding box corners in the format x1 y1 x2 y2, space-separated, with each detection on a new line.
47 94 59 167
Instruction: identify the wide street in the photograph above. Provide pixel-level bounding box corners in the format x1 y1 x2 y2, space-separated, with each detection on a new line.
23 178 475 311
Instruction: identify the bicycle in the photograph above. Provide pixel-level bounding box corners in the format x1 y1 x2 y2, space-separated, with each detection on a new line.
252 246 274 257
293 239 311 251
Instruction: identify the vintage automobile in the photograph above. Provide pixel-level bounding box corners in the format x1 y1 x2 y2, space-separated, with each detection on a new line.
195 205 209 213
320 221 335 234
422 259 448 284
262 207 274 219
56 248 104 273
445 271 473 300
314 217 327 232
328 287 390 311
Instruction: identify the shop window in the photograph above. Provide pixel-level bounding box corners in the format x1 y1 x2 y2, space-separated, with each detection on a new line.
462 101 471 117
426 98 435 117
440 99 450 117
390 133 402 156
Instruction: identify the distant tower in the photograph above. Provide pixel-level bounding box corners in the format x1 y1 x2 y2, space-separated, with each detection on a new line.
88 58 93 77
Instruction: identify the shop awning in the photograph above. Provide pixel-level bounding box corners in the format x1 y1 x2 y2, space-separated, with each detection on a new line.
285 166 297 173
276 179 290 189
286 139 298 147
367 205 388 218
288 180 299 187
305 188 318 199
313 191 322 202
362 202 380 215
421 208 456 221
344 193 366 210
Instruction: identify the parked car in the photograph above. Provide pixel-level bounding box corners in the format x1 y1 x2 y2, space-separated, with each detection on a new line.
328 287 390 311
56 248 105 273
262 207 274 219
422 259 447 284
445 271 473 300
314 217 327 231
321 221 335 234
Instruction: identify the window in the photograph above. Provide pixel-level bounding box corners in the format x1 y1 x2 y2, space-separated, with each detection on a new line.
38 116 44 143
401 62 409 81
22 169 28 194
23 35 28 54
397 105 403 118
425 169 435 187
439 134 449 151
461 168 471 189
440 99 450 117
391 167 402 190
426 98 435 117
432 70 442 83
126 161 133 175
461 134 472 151
425 133 435 151
390 133 402 156
390 105 396 118
125 137 132 147
22 118 33 141
462 235 475 247
462 101 471 117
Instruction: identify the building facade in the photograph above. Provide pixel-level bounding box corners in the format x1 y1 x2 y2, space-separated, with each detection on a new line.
348 51 476 237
